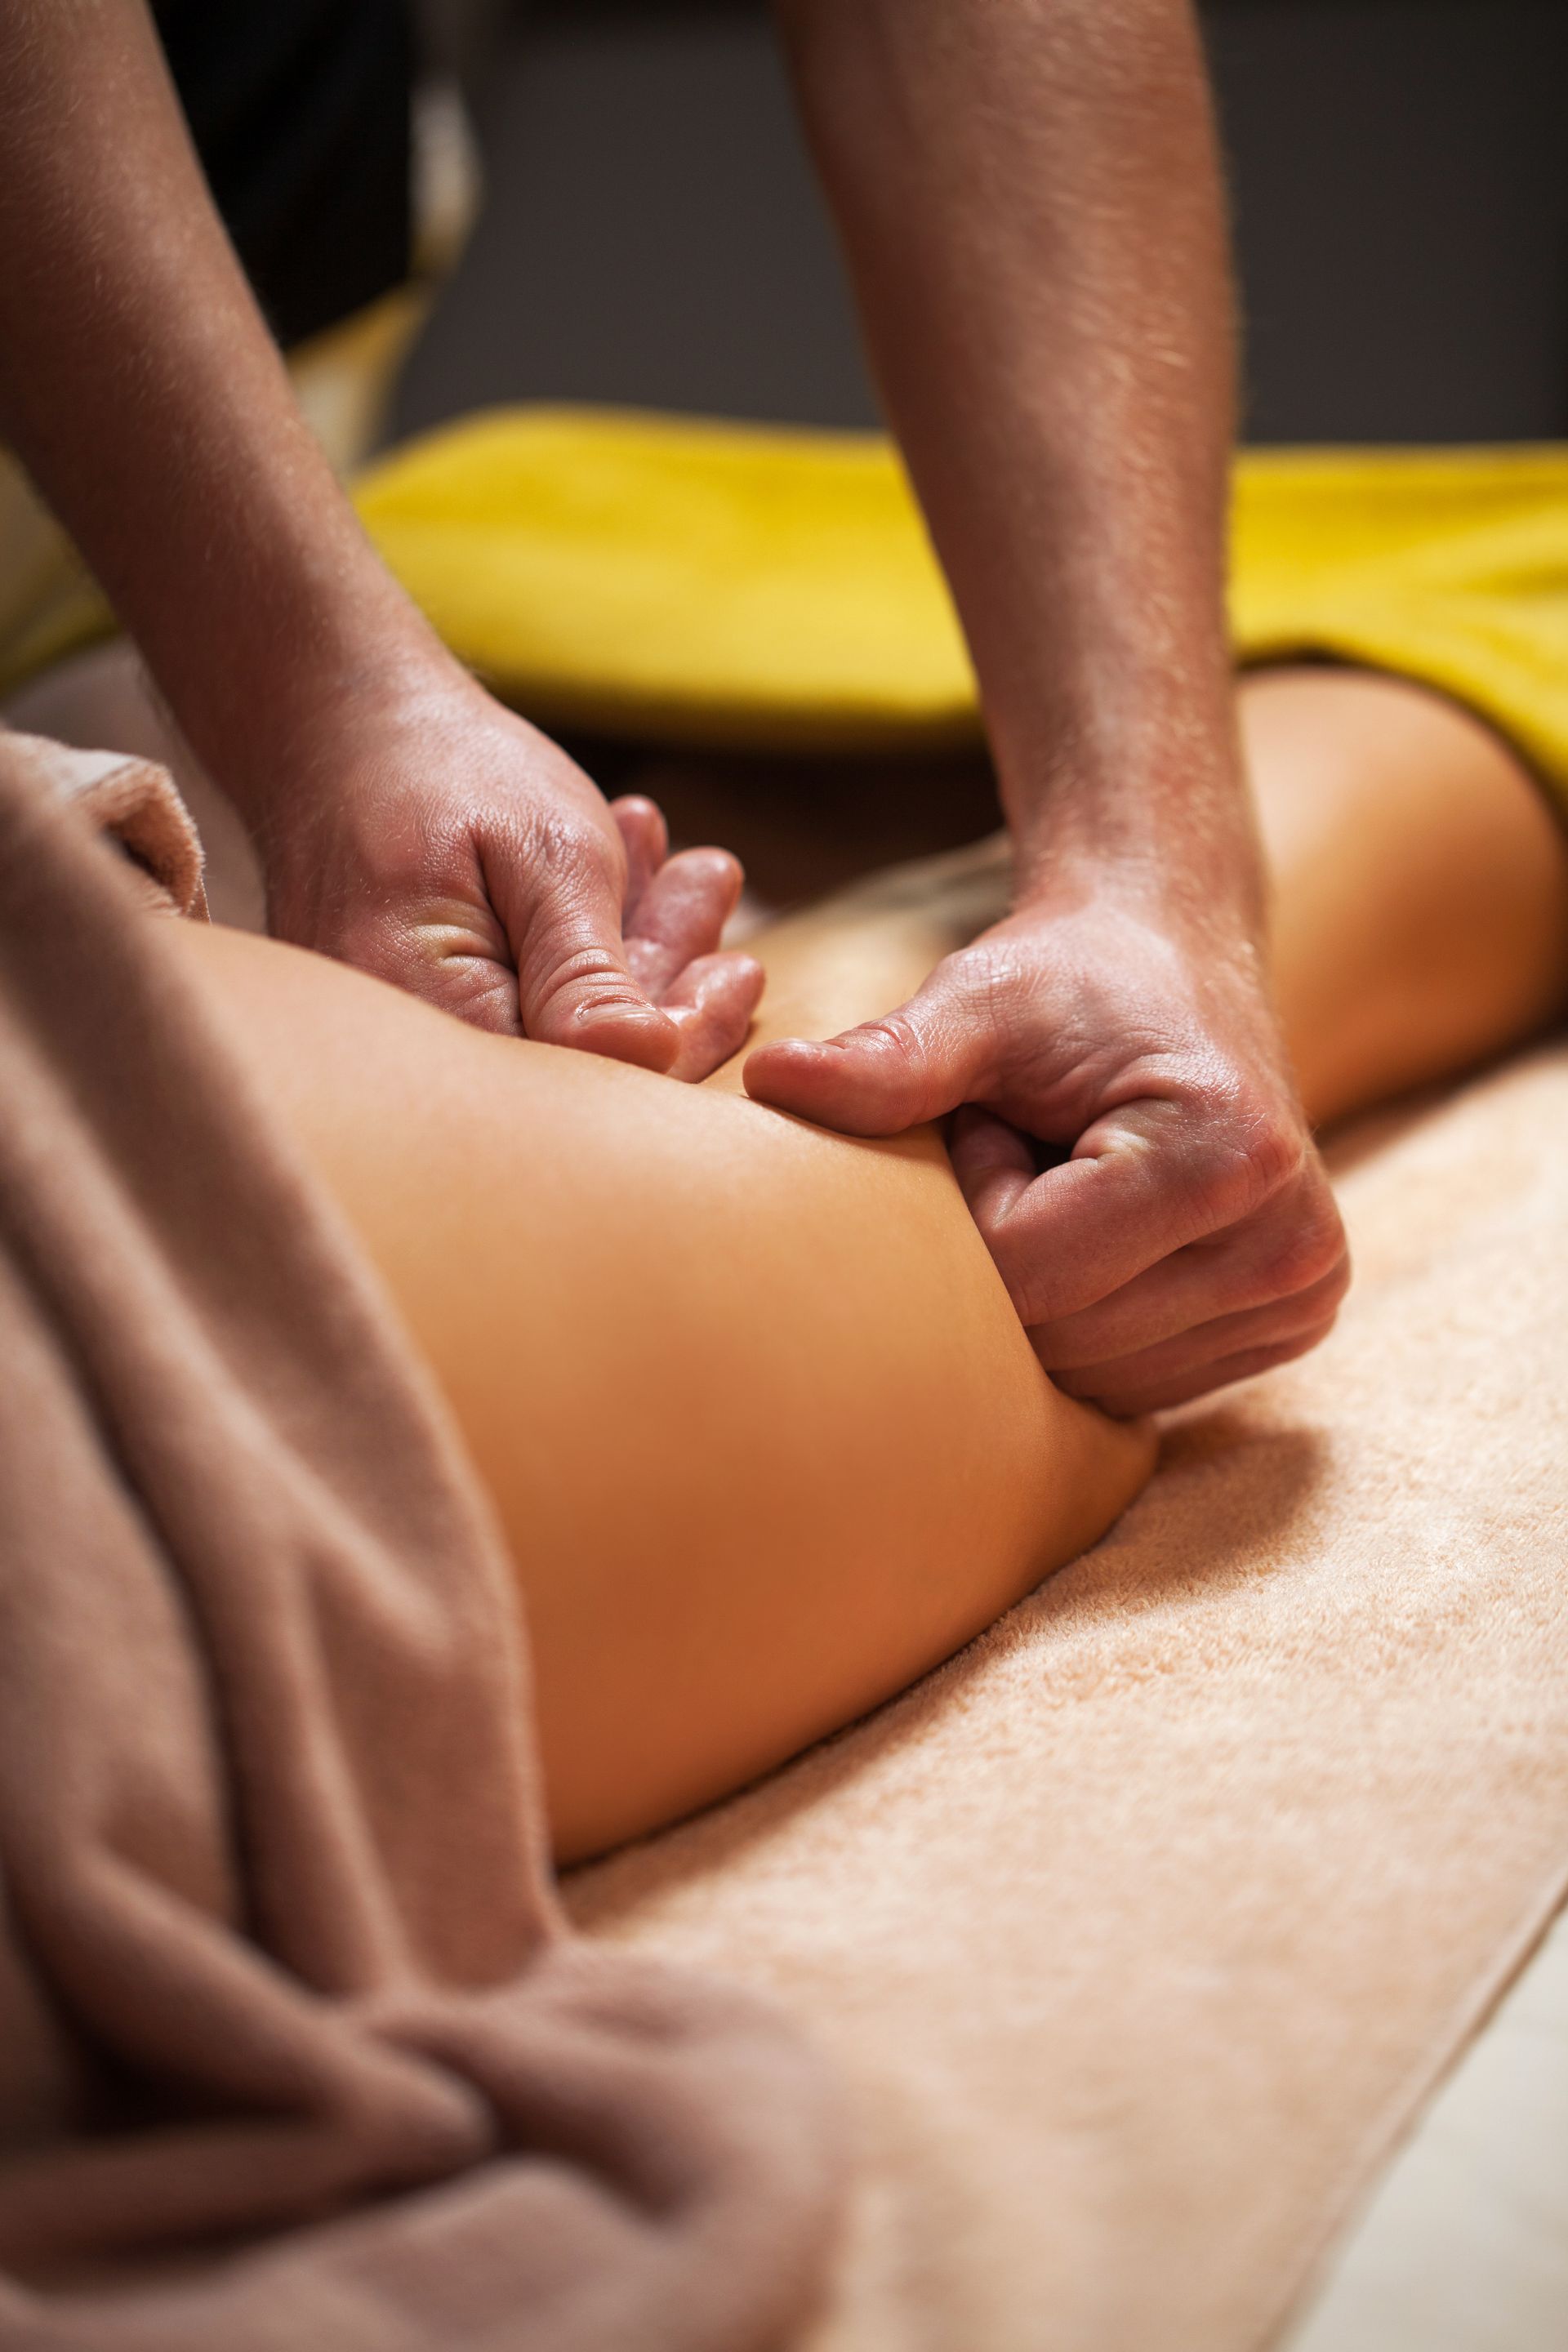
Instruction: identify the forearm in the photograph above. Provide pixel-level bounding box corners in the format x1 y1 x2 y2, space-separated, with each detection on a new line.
777 0 1252 926
0 3 757 1055
761 7 1339 1412
0 0 439 829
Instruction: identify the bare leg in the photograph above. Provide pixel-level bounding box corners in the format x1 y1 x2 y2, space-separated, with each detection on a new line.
1245 666 1568 1126
744 666 1568 1129
166 915 1152 1862
154 663 1566 1858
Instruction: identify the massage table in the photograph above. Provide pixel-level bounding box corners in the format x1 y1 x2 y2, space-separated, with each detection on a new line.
8 408 1566 2346
570 1045 1568 2350
337 408 1567 2349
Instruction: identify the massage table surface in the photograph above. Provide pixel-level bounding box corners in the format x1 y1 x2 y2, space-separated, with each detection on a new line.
570 1043 1568 2352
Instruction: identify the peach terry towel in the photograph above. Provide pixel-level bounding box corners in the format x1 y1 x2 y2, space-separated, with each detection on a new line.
572 1052 1568 2352
0 736 840 2347
0 722 206 916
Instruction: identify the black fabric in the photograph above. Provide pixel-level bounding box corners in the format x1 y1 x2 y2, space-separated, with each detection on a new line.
152 0 414 352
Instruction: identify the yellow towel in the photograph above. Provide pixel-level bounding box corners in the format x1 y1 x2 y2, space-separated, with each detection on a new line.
11 397 1568 818
1232 443 1568 813
355 408 1568 810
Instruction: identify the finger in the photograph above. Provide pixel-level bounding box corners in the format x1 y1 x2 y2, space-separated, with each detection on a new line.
610 795 669 927
659 951 766 1080
623 846 746 997
1048 1275 1343 1405
503 849 681 1074
744 958 1000 1134
1071 1325 1334 1419
947 1100 1036 1209
1026 1178 1348 1370
950 1114 1343 1391
953 1098 1296 1327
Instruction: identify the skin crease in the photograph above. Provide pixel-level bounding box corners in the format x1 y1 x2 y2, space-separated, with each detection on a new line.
159 667 1568 1861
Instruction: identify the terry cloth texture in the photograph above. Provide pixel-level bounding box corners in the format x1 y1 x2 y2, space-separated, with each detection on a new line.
0 725 207 918
0 738 840 2349
354 409 1568 816
568 1043 1568 2352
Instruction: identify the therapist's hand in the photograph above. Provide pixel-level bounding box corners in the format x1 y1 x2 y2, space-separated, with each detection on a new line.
256 674 763 1080
745 886 1348 1414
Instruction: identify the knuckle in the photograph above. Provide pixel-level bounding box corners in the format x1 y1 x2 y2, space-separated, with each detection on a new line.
1259 1194 1349 1303
947 942 1028 1069
534 942 640 1016
1196 1110 1303 1225
857 1009 933 1080
530 804 616 884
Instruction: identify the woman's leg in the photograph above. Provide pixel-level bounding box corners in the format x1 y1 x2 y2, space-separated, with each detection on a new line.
167 916 1152 1862
1242 666 1568 1126
748 665 1568 1130
160 661 1568 1859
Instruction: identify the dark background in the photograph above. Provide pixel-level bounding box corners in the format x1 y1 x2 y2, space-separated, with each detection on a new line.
396 0 1568 449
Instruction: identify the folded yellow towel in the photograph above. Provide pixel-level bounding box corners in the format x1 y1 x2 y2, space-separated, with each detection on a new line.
1232 443 1568 814
357 408 975 752
355 409 1568 811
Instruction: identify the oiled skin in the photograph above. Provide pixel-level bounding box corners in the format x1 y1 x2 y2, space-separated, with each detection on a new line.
169 919 1152 1863
163 667 1568 1861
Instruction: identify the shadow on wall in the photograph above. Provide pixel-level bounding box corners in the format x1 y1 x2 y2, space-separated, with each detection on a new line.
399 0 1568 448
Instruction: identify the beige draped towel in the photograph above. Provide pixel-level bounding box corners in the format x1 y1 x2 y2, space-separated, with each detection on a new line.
0 729 840 2349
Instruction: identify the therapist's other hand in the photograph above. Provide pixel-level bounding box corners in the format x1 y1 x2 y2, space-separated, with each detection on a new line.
257 678 763 1080
744 889 1348 1413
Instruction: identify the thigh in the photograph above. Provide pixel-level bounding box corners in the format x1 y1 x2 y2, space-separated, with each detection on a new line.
1241 664 1568 1125
167 921 1152 1859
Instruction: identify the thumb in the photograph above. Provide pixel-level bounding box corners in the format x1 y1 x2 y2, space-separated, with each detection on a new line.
506 848 681 1074
743 958 998 1134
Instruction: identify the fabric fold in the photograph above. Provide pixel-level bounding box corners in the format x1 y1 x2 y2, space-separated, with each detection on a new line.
0 724 206 917
0 735 839 2348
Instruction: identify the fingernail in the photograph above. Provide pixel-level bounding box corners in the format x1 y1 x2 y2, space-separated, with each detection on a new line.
757 1037 830 1063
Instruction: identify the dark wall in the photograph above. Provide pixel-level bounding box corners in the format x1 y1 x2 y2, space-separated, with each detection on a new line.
1210 1 1568 442
395 0 1568 447
396 0 871 435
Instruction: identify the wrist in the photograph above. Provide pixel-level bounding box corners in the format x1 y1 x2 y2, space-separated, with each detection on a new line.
180 591 474 838
1004 736 1264 941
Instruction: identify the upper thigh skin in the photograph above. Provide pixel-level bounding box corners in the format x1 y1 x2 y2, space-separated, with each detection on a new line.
165 920 1152 1860
140 665 1564 1859
752 670 1568 1135
1241 665 1568 1125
